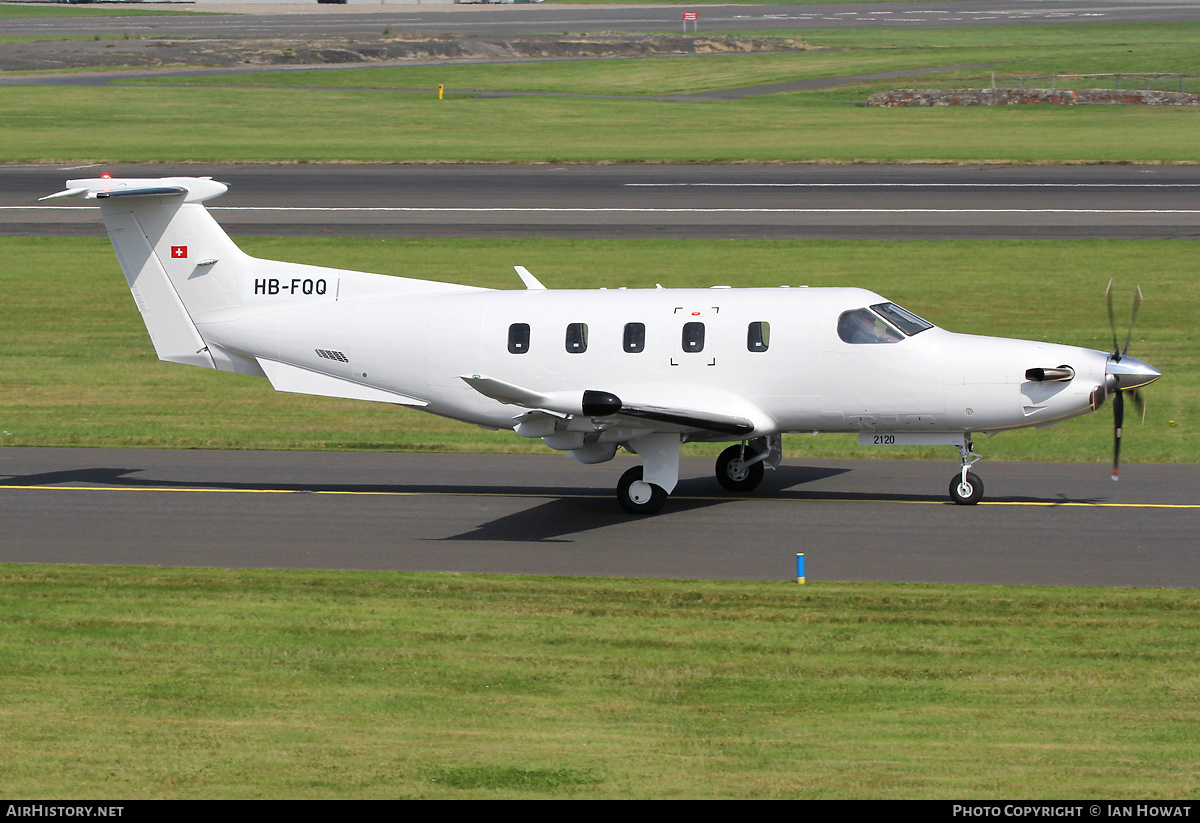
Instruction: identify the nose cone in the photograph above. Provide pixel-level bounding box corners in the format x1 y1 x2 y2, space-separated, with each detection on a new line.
1106 355 1161 390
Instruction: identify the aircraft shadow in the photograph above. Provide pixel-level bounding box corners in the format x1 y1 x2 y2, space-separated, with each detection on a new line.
4 464 850 500
434 493 733 543
1 465 598 500
3 463 1111 548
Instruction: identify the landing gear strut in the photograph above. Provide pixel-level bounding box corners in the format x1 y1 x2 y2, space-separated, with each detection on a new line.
949 437 984 505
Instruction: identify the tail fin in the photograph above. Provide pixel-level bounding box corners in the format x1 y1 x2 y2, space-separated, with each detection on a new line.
47 176 486 381
44 176 246 370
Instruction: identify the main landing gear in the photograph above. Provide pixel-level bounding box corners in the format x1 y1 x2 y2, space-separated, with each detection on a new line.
616 432 680 515
716 436 781 494
715 443 765 492
617 466 669 515
949 437 984 505
616 435 782 515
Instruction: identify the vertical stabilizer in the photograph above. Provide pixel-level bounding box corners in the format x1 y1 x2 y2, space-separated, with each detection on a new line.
44 177 246 370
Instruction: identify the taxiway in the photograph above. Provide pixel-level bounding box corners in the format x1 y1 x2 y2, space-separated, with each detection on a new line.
2 448 1196 586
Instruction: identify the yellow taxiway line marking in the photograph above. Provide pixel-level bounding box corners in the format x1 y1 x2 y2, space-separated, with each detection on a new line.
2 484 1198 508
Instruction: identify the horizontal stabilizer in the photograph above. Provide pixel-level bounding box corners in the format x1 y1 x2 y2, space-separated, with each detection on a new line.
95 186 189 199
259 359 428 406
42 177 228 204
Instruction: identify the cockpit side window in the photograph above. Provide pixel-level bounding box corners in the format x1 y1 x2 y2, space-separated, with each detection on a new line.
870 302 933 336
837 308 904 345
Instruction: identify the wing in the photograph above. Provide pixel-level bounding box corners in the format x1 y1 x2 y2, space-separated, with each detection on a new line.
460 374 763 437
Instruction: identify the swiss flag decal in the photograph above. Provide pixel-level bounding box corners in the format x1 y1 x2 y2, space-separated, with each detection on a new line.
171 246 188 259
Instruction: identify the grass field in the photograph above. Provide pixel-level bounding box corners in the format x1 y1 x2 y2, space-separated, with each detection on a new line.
4 23 1200 164
139 23 1200 97
1 565 1197 799
0 235 1192 463
7 84 1199 164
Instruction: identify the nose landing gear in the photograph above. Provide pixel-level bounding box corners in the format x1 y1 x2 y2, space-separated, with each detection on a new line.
949 437 984 505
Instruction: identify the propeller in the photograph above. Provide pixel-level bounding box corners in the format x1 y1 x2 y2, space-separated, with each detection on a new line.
1104 282 1159 481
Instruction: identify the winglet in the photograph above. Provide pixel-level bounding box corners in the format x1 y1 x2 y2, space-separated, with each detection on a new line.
515 266 547 290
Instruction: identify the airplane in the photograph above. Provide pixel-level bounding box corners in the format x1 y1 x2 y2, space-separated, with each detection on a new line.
43 175 1162 514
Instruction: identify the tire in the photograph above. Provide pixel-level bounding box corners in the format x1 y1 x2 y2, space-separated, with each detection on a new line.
617 466 668 515
949 471 984 505
715 445 764 492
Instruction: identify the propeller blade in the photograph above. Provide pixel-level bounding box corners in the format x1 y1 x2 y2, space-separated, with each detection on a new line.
1102 284 1156 481
1105 280 1119 357
1123 286 1143 357
1112 386 1124 481
1131 388 1146 424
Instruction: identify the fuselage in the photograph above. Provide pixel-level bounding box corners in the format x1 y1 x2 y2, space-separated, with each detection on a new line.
196 279 1110 440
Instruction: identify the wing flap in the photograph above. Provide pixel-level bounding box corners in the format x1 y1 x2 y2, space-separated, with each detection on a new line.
616 404 753 436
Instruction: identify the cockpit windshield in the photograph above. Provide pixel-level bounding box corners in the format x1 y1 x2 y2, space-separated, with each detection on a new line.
837 303 934 345
870 302 933 336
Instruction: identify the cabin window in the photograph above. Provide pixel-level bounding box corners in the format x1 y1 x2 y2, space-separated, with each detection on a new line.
747 321 770 352
623 322 646 353
837 309 903 345
682 321 705 353
508 323 530 354
565 323 588 354
870 302 933 336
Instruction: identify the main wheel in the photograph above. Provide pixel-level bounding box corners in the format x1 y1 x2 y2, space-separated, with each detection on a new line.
715 445 764 492
949 471 984 505
617 466 668 515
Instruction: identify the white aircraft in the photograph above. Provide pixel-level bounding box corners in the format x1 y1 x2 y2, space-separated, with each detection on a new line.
44 175 1162 514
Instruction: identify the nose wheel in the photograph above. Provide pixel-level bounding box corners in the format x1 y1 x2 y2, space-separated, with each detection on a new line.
949 438 984 505
949 471 984 505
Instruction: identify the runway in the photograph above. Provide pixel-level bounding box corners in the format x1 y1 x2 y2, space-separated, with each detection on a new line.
7 163 1200 240
2 447 1197 586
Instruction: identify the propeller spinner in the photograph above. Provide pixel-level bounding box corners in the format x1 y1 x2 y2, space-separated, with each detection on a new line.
1104 283 1161 480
